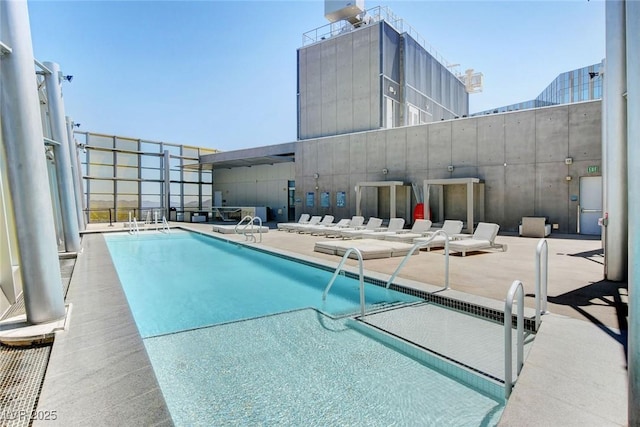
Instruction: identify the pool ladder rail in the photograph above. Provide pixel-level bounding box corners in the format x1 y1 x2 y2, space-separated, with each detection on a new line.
128 211 139 235
504 238 549 399
384 230 450 290
235 215 263 243
322 248 366 317
154 211 170 233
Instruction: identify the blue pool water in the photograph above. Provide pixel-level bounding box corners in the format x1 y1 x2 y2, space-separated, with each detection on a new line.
104 231 419 337
105 230 505 425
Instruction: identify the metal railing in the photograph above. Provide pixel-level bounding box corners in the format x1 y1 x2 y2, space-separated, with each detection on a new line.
161 216 170 234
322 248 366 317
128 211 139 236
301 5 460 77
385 230 450 290
504 280 525 399
535 239 549 330
235 215 263 243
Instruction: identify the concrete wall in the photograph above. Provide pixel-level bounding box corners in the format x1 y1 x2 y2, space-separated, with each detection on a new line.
295 100 602 233
298 23 381 140
212 162 295 223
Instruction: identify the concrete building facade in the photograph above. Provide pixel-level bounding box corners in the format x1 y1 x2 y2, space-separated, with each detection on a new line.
297 11 468 140
208 100 602 235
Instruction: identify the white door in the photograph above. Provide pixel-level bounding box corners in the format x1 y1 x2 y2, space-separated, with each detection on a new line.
579 176 602 235
214 191 222 207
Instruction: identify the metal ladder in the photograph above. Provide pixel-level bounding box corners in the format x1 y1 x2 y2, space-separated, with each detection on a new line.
235 215 263 242
128 211 139 235
504 280 525 399
385 230 451 289
322 248 366 317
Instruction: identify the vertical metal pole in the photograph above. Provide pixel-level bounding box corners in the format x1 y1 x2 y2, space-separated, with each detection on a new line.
44 62 80 252
626 0 639 423
604 0 628 281
466 181 474 234
0 1 65 323
601 59 608 268
66 117 85 231
163 150 170 218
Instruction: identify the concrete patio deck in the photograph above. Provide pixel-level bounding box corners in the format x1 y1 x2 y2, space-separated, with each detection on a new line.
34 221 627 425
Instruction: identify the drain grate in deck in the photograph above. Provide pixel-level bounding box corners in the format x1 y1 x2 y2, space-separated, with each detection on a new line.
0 344 52 427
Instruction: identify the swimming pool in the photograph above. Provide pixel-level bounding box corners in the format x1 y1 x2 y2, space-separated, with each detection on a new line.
105 230 505 425
104 230 419 337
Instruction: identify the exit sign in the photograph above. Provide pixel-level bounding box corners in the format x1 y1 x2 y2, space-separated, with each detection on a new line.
587 166 599 173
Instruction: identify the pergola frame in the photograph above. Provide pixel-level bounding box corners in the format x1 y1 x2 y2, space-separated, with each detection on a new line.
423 178 484 234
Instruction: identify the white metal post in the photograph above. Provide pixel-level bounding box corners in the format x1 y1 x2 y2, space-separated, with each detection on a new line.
66 116 86 231
625 0 639 423
44 62 80 252
604 0 628 281
0 0 65 323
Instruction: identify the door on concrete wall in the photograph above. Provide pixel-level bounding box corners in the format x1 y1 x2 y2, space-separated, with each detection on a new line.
287 181 295 221
214 191 222 207
579 176 602 235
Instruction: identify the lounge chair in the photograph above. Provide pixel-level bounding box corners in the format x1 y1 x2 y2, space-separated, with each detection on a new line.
365 218 409 240
277 214 310 231
413 220 463 250
379 219 433 242
338 217 384 239
296 215 335 233
447 222 507 256
284 215 322 232
309 217 358 236
321 216 366 237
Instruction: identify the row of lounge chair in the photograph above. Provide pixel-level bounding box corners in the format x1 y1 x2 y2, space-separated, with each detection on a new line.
278 215 507 256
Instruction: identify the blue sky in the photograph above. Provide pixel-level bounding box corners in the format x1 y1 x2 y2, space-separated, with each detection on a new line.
27 0 605 151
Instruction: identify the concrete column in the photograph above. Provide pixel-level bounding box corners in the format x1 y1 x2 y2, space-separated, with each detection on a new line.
0 1 66 323
604 0 627 281
601 58 608 276
389 185 396 219
626 0 639 423
466 182 474 234
355 185 362 217
66 117 86 231
44 62 80 252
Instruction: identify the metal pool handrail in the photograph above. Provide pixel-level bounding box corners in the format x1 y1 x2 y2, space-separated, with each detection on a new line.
504 280 525 400
235 215 263 242
385 230 450 290
161 216 170 234
128 211 139 235
535 239 548 330
322 248 365 317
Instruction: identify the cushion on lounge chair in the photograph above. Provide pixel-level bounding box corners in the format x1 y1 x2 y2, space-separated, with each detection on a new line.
448 222 504 256
339 217 384 239
277 214 310 231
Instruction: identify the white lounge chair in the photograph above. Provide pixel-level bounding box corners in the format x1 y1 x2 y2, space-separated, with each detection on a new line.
322 216 366 237
297 215 335 233
284 215 321 232
277 214 310 231
380 219 433 242
413 220 463 250
366 218 408 240
338 217 384 239
309 217 354 236
447 222 506 256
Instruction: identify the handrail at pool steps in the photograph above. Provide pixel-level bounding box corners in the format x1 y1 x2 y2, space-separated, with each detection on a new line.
504 280 525 400
322 247 365 317
385 230 450 290
127 211 139 235
235 215 262 243
161 216 170 233
535 239 549 330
